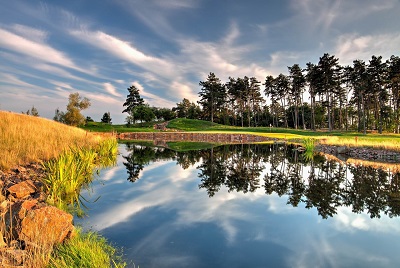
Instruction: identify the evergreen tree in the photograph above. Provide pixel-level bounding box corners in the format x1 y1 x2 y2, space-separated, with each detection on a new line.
101 112 112 124
122 85 144 125
288 64 306 129
198 72 226 123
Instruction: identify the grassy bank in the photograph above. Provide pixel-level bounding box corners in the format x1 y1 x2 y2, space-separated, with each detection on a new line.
0 111 124 267
0 111 104 170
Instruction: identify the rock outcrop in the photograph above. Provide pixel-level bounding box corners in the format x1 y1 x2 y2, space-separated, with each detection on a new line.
0 163 74 267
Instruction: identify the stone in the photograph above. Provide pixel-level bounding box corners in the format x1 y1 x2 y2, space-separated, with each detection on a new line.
7 181 36 199
337 146 349 155
20 206 74 247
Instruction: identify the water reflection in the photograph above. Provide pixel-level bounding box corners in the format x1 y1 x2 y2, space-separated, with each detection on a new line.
122 142 400 219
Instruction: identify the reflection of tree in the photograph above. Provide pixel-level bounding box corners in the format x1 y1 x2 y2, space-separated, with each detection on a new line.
176 150 202 169
121 142 400 219
197 147 227 197
305 160 345 219
123 144 175 182
225 144 264 193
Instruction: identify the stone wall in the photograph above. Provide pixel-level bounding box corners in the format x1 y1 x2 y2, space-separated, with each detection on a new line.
118 132 271 143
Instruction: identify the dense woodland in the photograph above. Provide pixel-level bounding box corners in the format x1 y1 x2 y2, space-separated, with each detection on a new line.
123 53 400 133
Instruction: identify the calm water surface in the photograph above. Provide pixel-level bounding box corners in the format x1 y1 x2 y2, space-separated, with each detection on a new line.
76 143 400 268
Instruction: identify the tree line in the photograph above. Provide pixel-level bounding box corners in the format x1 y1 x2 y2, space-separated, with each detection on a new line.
194 53 400 133
123 53 400 133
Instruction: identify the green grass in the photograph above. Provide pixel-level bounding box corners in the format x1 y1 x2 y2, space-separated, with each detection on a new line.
48 229 126 268
81 122 157 132
167 141 216 151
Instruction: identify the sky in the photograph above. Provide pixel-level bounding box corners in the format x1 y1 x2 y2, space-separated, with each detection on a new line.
1 0 400 124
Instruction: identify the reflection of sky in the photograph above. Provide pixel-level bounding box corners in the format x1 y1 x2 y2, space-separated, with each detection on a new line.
76 145 400 268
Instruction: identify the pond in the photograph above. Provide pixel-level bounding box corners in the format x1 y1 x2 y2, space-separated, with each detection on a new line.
76 142 400 268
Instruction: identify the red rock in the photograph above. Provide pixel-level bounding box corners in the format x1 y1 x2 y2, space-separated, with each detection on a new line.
7 181 36 199
20 206 74 246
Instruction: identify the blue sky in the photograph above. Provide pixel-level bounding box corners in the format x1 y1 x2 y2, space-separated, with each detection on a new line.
1 0 399 123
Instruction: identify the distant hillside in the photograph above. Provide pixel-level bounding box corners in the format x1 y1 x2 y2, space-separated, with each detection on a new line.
0 111 102 170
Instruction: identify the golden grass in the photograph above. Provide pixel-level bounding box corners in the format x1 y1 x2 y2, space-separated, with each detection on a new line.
0 111 103 170
319 135 400 151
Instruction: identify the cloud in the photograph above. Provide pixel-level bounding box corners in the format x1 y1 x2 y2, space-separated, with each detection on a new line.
0 27 82 72
11 24 48 43
103 82 122 97
334 33 400 65
132 81 177 107
70 29 176 78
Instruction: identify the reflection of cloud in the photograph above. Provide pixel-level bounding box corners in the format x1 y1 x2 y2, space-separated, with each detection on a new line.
332 206 400 233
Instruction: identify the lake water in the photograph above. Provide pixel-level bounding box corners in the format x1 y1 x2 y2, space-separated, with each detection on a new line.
76 143 400 268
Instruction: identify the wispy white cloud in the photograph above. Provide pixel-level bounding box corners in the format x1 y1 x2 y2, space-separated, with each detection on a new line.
103 82 122 97
11 24 48 43
0 27 82 72
334 33 400 65
70 29 176 78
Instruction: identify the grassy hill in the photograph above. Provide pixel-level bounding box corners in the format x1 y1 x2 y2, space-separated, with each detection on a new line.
0 111 105 170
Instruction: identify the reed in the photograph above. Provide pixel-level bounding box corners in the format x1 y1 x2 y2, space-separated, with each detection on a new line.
303 138 316 152
41 139 117 215
0 111 102 170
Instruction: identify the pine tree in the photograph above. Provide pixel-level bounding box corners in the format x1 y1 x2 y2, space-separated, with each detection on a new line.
123 85 144 125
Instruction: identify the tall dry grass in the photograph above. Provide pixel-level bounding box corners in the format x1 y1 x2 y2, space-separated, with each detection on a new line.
0 111 103 170
319 135 400 151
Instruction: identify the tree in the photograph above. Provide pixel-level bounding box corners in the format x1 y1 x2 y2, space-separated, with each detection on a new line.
134 104 155 123
23 106 39 116
368 55 387 134
53 108 65 123
86 116 94 122
122 85 144 125
288 64 306 129
264 75 279 127
173 98 192 118
63 93 91 126
349 60 369 134
227 77 247 127
317 53 341 131
198 72 226 123
387 56 400 132
248 77 264 127
275 73 290 128
101 112 112 124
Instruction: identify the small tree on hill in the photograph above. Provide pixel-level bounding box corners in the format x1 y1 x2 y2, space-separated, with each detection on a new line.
54 108 65 123
23 106 39 116
101 112 112 124
64 93 91 126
